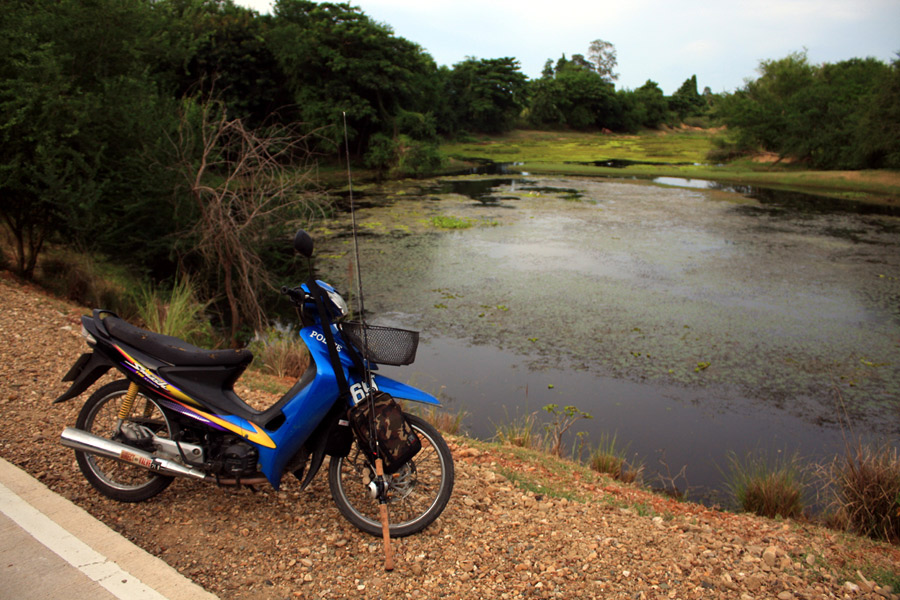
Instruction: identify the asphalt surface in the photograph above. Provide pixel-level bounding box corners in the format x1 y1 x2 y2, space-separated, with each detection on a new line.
0 457 219 600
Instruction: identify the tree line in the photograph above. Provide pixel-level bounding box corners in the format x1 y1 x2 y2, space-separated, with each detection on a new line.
2 0 897 338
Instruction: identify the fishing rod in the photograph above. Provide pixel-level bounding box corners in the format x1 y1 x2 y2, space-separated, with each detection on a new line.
342 112 394 571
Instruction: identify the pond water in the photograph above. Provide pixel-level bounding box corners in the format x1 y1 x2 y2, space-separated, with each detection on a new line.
314 175 900 503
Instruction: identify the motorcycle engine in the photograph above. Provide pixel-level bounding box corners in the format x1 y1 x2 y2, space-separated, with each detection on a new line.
211 438 259 476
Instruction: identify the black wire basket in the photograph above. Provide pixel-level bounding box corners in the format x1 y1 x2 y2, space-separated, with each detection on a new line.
340 322 419 366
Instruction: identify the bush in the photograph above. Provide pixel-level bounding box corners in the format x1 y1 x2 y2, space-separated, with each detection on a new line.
823 441 900 543
724 450 807 519
135 276 213 347
249 327 310 379
706 133 754 163
364 134 444 177
37 253 136 319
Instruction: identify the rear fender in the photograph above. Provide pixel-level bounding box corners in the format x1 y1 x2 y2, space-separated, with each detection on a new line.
53 351 114 403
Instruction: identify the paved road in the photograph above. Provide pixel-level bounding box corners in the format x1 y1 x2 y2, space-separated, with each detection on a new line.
0 458 219 600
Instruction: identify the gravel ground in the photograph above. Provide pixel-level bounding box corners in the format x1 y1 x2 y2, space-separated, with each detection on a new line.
1 273 898 600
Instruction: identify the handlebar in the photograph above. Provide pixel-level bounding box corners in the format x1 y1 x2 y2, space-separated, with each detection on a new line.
281 286 309 305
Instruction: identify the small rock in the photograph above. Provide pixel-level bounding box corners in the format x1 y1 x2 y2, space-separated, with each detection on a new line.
763 546 779 568
777 592 793 600
744 574 764 590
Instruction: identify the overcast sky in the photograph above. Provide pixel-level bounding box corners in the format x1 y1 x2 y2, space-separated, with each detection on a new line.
233 0 900 94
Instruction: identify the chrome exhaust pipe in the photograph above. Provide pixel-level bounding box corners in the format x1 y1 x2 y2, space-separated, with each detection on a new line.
60 427 209 481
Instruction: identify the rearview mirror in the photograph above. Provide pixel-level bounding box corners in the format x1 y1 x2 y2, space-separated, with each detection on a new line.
293 230 314 258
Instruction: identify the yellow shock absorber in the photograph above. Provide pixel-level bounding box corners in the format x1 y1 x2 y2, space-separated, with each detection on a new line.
118 382 140 420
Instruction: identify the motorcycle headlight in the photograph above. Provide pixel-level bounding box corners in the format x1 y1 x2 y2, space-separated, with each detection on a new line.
325 289 350 320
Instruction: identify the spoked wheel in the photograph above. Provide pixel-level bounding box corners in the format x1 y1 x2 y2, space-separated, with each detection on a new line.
74 380 174 502
328 414 454 537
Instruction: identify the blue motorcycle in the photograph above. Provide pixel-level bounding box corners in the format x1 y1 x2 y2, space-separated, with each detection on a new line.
54 230 454 539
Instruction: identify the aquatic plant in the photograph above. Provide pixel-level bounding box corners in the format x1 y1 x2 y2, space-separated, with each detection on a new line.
431 215 473 229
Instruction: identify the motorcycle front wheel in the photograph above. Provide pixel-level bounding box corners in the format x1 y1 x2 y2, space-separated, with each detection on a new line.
74 380 175 502
328 414 454 537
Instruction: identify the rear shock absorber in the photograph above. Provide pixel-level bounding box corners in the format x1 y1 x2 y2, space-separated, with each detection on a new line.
117 381 140 421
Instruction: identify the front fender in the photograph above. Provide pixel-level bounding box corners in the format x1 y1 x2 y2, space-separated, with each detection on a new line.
372 374 440 406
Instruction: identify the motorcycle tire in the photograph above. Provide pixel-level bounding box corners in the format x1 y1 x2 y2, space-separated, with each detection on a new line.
74 380 175 502
328 413 454 538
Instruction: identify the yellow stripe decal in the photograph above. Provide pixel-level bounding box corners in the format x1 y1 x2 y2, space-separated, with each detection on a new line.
113 344 276 448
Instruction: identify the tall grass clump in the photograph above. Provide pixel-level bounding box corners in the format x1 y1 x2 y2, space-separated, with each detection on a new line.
248 327 310 379
494 410 540 449
589 432 644 484
136 276 212 347
823 441 900 543
416 405 467 436
724 450 807 519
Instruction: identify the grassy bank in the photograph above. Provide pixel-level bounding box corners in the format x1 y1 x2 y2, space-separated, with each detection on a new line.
441 129 900 206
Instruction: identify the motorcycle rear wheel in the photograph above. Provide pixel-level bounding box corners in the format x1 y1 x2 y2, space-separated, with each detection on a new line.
74 380 175 502
328 414 454 537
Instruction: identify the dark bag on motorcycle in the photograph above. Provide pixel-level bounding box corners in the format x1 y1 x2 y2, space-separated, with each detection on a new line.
348 391 421 474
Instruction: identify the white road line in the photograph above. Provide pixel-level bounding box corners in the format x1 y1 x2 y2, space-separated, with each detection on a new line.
0 480 168 600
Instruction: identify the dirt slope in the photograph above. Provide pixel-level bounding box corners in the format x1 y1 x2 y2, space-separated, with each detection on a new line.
1 274 897 600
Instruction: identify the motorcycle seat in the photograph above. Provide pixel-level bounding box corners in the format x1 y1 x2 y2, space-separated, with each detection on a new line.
103 317 253 368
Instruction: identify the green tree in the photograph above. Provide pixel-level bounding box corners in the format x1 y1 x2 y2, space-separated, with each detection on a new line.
268 0 439 153
160 0 291 127
634 80 670 128
716 51 818 154
856 55 900 168
716 51 895 168
444 57 529 133
0 0 179 278
669 75 706 120
527 56 616 130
